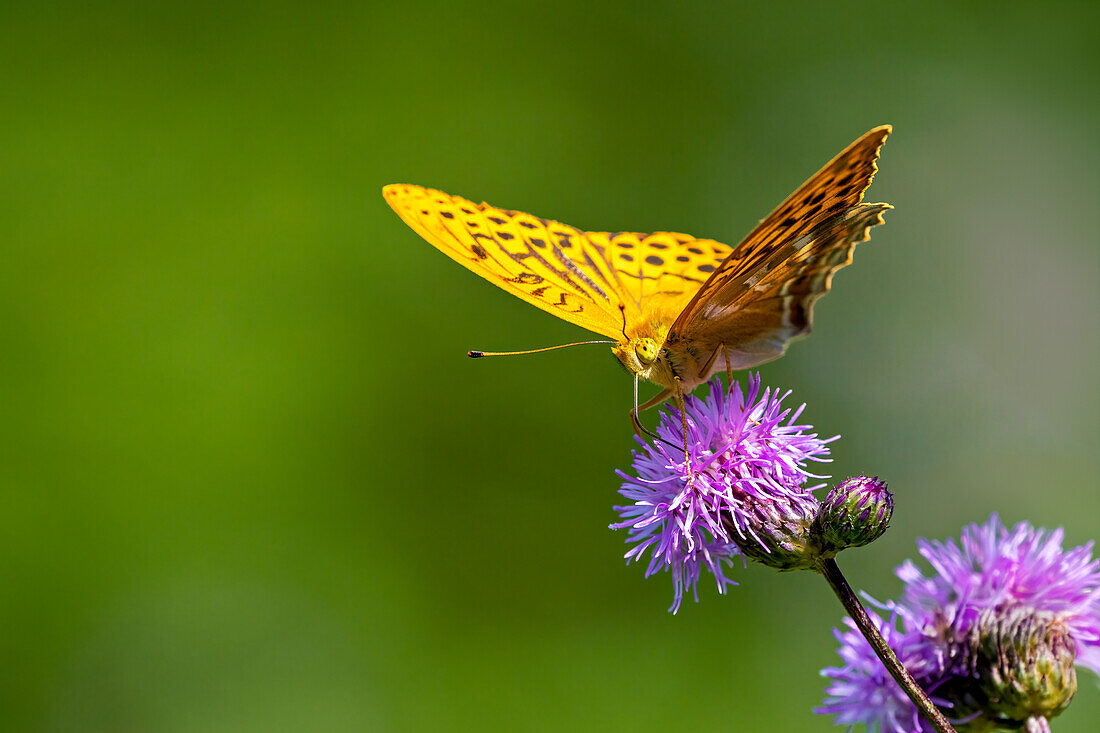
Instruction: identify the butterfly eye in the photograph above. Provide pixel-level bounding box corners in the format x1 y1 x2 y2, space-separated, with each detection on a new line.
634 338 659 365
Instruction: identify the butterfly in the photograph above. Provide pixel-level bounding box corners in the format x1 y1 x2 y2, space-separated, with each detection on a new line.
383 126 891 428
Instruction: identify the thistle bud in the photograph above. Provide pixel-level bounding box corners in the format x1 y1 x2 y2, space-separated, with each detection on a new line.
965 607 1077 727
725 491 821 571
814 476 893 552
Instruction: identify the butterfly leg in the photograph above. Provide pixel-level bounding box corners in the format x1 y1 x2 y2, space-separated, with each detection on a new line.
697 343 735 393
708 346 761 426
672 376 693 470
698 345 758 427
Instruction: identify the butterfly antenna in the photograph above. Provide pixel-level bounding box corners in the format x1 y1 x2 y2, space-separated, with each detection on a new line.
468 340 614 358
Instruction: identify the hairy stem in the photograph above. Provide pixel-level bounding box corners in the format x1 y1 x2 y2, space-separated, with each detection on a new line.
818 557 957 733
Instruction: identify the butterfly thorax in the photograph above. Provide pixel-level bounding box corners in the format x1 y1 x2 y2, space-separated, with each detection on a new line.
613 298 742 392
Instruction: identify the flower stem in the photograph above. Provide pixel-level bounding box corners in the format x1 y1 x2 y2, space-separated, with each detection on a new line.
817 557 957 733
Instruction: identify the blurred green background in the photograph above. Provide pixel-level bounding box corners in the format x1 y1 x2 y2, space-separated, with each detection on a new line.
2 1 1097 731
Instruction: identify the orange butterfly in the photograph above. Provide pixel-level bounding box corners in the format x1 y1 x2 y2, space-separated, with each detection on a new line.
384 126 891 426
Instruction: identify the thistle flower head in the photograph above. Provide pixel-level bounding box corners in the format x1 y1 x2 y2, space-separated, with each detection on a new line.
611 374 835 611
965 606 1078 725
819 515 1100 732
730 489 821 571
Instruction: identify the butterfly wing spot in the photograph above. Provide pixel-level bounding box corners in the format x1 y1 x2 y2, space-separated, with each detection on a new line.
745 264 770 289
553 292 583 313
645 255 664 266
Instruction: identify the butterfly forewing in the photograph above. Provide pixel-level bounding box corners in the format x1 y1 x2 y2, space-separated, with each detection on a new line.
665 126 891 378
671 126 890 333
383 184 626 338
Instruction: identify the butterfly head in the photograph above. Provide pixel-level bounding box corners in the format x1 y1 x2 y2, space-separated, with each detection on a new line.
612 335 669 382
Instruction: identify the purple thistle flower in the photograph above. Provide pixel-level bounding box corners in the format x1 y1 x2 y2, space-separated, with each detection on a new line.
898 514 1100 675
819 515 1100 732
610 374 836 612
